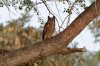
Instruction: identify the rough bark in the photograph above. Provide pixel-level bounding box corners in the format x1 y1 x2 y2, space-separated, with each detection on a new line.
0 0 100 66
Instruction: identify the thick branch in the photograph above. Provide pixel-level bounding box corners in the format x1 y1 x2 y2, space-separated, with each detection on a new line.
0 1 100 66
56 47 86 55
54 1 100 46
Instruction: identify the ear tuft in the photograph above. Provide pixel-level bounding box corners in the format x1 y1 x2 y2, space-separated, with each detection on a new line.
48 16 50 18
53 16 55 19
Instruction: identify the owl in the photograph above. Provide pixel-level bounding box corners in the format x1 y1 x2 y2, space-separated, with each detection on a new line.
42 16 55 40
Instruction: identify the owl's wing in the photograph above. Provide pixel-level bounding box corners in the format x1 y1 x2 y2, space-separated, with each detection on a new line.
42 22 50 40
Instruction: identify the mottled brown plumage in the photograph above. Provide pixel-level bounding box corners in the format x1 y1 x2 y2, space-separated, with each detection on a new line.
42 16 55 40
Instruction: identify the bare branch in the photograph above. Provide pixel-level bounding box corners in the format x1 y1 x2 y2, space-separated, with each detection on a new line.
57 47 86 55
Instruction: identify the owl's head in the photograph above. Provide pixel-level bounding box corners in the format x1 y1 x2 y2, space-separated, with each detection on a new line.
48 15 55 22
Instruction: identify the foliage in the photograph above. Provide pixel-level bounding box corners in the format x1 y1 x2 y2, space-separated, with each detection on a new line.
89 18 100 43
96 50 100 61
7 11 31 27
0 12 41 51
0 0 87 14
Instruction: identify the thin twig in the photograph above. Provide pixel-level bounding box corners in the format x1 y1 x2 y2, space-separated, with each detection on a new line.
41 0 61 32
41 0 52 14
61 1 76 28
35 0 46 21
54 0 61 32
2 0 16 16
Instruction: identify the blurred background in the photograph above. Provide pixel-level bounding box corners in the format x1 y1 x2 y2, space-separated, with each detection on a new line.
0 0 100 66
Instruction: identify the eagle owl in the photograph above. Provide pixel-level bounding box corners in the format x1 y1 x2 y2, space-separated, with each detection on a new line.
42 16 55 40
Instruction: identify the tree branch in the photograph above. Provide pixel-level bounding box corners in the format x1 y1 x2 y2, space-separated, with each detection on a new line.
56 47 86 55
